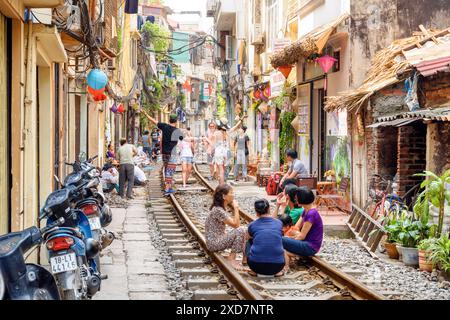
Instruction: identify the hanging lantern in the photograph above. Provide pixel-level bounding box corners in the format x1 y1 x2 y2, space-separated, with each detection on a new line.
87 69 108 90
315 55 337 91
117 104 125 113
263 85 271 99
278 65 293 79
87 86 105 96
254 89 262 101
93 93 107 102
111 103 118 113
182 79 191 92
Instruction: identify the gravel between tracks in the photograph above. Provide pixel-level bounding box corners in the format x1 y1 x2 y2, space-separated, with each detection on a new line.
190 167 450 300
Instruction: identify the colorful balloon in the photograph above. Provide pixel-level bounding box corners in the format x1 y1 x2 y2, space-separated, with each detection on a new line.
117 104 125 113
87 69 108 90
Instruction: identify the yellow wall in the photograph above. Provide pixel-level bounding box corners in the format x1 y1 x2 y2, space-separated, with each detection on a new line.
0 13 8 234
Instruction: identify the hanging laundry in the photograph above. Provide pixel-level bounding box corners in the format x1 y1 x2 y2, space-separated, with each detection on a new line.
125 0 139 14
404 72 420 111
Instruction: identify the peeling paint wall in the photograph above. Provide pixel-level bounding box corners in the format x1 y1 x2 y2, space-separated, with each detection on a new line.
349 0 450 88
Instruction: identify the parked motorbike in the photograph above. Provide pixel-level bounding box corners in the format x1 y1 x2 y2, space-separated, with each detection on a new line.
41 183 103 300
62 169 114 257
0 218 65 300
65 156 113 228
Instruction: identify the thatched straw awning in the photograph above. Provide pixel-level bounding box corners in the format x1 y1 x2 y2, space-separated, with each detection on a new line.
325 27 450 113
270 13 350 69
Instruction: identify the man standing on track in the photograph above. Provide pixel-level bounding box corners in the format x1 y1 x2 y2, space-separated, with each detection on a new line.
143 111 183 194
117 138 138 199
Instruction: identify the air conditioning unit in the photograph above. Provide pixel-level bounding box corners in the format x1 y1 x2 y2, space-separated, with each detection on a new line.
225 35 235 61
107 58 116 70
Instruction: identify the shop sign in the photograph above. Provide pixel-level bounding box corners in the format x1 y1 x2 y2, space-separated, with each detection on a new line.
273 38 291 53
270 71 285 98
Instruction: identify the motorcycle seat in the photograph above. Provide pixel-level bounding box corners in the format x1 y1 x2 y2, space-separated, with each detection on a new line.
44 227 83 241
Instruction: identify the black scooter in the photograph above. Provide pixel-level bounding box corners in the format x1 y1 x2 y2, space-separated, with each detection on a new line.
0 218 65 300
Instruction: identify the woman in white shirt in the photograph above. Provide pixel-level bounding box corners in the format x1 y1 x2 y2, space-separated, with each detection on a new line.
178 132 195 188
101 164 119 193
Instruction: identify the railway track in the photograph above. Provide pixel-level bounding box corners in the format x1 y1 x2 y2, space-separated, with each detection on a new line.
149 162 384 300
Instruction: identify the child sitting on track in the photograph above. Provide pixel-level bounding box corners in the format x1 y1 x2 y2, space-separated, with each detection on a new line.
279 214 300 238
245 199 286 277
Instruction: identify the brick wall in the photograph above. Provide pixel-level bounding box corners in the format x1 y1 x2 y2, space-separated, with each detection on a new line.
397 122 427 196
430 122 450 174
421 73 450 108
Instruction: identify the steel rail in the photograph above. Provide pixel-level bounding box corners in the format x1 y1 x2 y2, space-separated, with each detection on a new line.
162 169 263 300
193 164 385 300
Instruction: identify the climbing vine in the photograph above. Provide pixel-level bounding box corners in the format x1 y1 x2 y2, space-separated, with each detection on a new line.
279 111 296 164
141 21 171 60
332 137 351 185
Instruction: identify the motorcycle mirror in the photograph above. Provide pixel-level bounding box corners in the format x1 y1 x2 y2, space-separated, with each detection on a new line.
54 175 64 188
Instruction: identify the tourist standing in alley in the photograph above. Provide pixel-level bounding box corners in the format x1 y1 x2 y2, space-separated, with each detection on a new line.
117 138 138 199
141 130 152 158
213 117 245 185
179 130 195 188
233 126 250 182
203 122 217 180
143 111 182 194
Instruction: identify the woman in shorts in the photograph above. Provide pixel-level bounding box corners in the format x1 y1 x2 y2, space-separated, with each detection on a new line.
178 134 195 188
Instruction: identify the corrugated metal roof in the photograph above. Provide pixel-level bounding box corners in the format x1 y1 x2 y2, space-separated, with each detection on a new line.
415 56 450 77
368 106 450 127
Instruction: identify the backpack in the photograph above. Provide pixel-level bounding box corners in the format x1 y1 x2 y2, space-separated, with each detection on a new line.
266 172 281 196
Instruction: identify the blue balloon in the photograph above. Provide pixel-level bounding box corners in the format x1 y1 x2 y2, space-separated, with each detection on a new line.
87 69 108 90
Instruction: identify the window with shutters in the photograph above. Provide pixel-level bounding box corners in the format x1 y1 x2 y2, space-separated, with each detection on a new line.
266 0 279 52
131 39 137 69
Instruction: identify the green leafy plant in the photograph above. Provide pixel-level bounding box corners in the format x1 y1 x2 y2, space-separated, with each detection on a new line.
414 169 450 237
141 21 171 59
418 238 436 251
332 137 351 185
279 111 296 164
117 26 123 52
429 233 450 274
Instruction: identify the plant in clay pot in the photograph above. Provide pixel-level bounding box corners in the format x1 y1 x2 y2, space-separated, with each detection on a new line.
429 233 450 280
417 238 436 272
383 217 402 259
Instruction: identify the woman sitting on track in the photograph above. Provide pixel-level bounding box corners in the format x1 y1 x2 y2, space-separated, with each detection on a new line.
282 188 323 269
245 199 286 277
205 184 247 270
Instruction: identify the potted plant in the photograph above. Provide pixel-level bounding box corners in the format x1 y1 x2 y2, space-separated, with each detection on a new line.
397 217 421 267
430 233 450 280
383 218 401 259
414 169 450 238
417 238 436 272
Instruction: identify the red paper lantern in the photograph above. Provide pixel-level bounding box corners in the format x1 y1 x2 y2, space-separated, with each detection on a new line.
87 86 105 96
93 93 107 102
182 79 191 92
117 104 125 113
278 65 293 79
254 89 262 101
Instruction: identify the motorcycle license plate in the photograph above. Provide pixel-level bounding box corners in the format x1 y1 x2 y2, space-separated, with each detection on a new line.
88 217 101 230
50 253 77 274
